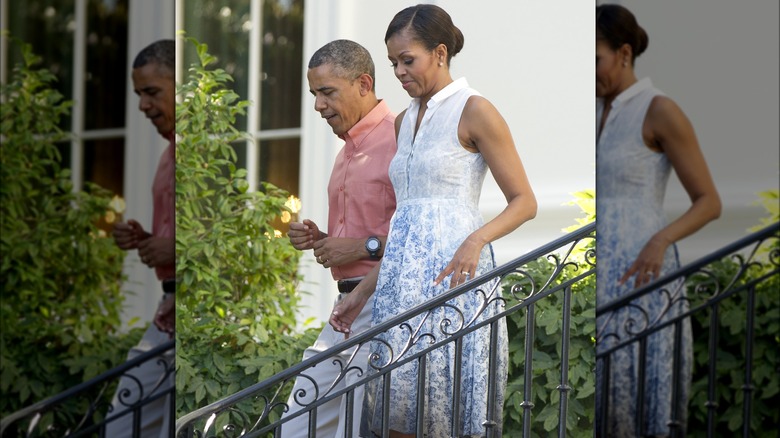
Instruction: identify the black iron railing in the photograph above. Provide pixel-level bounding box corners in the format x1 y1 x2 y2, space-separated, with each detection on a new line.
176 222 596 438
596 222 780 438
0 339 175 438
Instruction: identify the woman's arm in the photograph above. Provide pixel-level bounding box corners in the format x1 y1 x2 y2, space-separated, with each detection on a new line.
435 96 537 287
621 95 721 287
329 262 381 335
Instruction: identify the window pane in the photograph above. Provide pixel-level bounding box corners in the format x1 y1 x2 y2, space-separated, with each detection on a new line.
232 141 248 171
83 138 124 197
84 0 128 130
259 0 304 131
259 138 299 197
55 142 72 172
183 0 251 131
7 0 76 130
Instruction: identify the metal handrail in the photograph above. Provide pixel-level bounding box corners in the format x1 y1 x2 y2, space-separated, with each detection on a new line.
176 222 596 437
0 339 175 437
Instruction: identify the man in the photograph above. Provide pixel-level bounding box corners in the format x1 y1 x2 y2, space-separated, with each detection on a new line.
281 39 397 437
105 39 176 438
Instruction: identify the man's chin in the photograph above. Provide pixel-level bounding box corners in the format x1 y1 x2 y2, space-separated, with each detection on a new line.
153 122 173 136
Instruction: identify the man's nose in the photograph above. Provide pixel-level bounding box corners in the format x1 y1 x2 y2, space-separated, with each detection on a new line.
314 95 326 111
138 95 151 112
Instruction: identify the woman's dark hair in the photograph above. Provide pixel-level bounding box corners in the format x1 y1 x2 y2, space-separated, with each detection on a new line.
596 4 648 64
384 4 464 65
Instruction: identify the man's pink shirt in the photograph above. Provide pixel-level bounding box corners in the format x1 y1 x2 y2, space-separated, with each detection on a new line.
151 133 175 281
327 100 397 281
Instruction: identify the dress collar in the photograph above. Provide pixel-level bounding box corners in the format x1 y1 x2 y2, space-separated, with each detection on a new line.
424 77 469 108
607 77 653 110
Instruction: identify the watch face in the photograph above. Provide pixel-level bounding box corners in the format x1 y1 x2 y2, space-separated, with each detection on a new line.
367 238 380 251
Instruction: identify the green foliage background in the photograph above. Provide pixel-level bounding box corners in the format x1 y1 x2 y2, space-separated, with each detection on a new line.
0 39 143 431
174 37 320 426
687 190 780 436
502 189 596 437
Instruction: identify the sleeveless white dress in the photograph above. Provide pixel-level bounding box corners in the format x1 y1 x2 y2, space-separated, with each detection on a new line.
596 78 692 436
361 78 508 437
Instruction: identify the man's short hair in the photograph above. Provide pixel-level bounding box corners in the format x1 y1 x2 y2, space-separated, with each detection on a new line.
308 39 375 90
133 40 174 76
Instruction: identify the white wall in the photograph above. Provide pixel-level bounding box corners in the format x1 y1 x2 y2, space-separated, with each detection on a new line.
119 0 175 328
298 0 594 326
613 0 779 263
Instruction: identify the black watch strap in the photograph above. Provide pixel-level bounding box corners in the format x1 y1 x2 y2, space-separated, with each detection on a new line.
365 236 381 260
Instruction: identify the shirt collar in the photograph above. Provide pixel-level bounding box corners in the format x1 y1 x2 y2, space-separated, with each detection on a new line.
426 77 469 108
164 130 175 146
608 77 653 110
340 99 392 149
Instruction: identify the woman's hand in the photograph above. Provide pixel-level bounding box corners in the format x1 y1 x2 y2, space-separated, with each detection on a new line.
434 235 485 289
619 234 671 289
330 291 369 338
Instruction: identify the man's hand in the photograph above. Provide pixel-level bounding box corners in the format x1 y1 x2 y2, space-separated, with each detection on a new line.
288 219 324 250
113 219 149 250
137 236 175 268
154 294 175 338
313 237 366 268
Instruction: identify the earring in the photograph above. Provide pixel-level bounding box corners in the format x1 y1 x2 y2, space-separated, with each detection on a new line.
438 61 443 67
623 59 628 67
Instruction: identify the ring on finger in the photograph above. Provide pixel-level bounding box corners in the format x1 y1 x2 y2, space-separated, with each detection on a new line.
461 271 469 276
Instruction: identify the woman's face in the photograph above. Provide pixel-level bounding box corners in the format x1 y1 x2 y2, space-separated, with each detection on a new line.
596 40 623 99
386 30 442 100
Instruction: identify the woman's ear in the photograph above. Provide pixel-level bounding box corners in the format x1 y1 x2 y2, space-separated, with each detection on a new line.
619 43 633 66
436 43 448 65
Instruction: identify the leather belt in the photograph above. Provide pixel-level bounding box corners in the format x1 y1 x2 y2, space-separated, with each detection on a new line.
337 279 363 293
162 279 176 293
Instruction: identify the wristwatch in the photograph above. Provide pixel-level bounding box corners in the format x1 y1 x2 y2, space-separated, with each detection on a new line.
365 236 381 260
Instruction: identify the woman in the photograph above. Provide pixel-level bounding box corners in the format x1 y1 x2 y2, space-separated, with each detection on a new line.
595 4 721 437
330 4 536 437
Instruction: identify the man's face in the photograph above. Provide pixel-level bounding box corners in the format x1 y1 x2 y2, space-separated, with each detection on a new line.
132 63 175 136
307 64 365 136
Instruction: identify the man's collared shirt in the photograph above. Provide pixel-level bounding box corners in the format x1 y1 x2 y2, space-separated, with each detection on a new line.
327 100 397 281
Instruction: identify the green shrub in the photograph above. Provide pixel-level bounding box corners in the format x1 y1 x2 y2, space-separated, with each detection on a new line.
174 37 320 427
687 190 780 436
0 37 143 431
502 189 596 437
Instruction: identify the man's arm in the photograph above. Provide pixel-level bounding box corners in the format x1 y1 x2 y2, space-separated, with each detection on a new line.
312 235 387 268
289 218 386 268
137 236 175 268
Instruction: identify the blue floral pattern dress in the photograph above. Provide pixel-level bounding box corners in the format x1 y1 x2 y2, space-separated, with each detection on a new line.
360 78 508 437
596 78 692 436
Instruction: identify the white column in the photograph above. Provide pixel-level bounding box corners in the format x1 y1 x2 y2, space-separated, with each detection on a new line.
120 0 175 329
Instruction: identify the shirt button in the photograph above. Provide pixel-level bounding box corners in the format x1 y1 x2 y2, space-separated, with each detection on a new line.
346 154 351 159
339 186 344 191
339 218 344 224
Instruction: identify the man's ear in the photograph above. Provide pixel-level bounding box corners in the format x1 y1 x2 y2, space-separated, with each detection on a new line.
357 73 374 96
